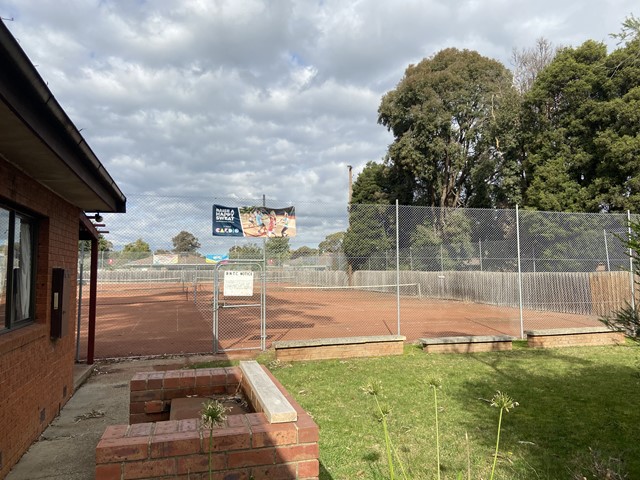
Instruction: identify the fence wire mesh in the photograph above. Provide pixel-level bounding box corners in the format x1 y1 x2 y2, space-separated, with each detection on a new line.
76 194 636 359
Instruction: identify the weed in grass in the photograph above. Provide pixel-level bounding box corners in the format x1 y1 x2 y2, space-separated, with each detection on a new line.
464 431 471 480
364 377 520 480
489 391 519 480
569 447 628 479
200 399 230 480
362 380 409 480
267 358 292 370
426 378 443 480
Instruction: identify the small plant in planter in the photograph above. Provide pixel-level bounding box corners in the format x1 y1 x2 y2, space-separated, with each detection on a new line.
201 399 230 480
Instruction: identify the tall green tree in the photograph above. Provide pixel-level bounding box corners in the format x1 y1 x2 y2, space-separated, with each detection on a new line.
228 243 262 260
123 238 151 253
265 237 290 263
411 210 475 270
79 234 112 252
291 245 318 259
350 162 391 204
378 48 519 209
318 232 345 254
522 32 640 212
343 204 392 271
350 161 416 205
172 231 201 253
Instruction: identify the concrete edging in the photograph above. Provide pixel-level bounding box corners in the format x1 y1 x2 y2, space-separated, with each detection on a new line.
419 335 515 354
420 335 515 345
525 326 620 336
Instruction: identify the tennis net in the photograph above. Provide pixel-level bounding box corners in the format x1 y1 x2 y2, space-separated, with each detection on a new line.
95 277 189 304
283 283 421 298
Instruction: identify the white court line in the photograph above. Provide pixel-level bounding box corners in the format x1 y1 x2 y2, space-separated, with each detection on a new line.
130 315 143 332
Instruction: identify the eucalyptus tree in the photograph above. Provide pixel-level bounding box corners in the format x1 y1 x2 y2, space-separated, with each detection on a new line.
172 231 201 253
378 48 520 210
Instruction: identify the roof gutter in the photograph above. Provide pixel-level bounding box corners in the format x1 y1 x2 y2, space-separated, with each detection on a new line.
0 19 126 212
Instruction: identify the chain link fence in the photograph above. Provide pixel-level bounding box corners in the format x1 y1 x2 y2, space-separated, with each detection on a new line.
76 194 636 359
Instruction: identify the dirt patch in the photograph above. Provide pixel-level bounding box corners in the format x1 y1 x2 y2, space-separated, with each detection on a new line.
170 393 252 420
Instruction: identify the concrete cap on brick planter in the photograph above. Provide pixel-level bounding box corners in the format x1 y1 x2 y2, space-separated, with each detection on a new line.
525 326 622 336
240 361 297 423
273 335 406 348
420 335 515 345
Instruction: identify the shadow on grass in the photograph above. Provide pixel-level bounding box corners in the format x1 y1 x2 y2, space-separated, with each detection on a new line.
361 451 391 480
319 460 335 479
454 346 640 478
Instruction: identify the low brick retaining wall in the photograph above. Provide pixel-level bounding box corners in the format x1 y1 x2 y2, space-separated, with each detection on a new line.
96 362 319 480
420 335 515 353
526 326 625 348
273 335 406 361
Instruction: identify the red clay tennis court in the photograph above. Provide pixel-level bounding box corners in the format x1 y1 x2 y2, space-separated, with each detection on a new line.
76 281 602 360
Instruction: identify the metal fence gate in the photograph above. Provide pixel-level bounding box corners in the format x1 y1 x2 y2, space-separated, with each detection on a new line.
212 259 266 354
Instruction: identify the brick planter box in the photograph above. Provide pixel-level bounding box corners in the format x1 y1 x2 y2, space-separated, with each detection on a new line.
526 327 625 348
96 362 319 480
273 335 406 361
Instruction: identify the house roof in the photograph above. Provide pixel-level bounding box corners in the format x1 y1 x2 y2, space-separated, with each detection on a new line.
0 20 126 214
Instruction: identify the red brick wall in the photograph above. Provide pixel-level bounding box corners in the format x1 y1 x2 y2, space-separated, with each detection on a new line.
0 157 80 478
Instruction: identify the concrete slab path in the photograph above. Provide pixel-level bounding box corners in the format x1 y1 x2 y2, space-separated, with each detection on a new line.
5 354 251 479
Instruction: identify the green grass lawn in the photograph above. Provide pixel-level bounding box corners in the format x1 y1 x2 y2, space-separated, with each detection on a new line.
263 342 640 480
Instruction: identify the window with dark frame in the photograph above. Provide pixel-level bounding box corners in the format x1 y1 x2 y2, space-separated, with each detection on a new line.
0 205 37 332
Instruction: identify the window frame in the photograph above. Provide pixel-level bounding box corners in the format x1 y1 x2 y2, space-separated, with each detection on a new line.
1 202 38 333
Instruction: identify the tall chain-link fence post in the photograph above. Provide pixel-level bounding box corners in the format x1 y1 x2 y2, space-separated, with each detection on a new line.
628 210 635 311
395 199 401 335
516 205 524 339
604 229 611 271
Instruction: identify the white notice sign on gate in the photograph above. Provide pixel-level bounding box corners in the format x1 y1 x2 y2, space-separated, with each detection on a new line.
223 271 254 296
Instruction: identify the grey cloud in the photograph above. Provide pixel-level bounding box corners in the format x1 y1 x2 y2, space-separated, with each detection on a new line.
2 0 637 249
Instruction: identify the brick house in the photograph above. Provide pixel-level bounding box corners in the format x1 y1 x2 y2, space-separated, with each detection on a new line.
0 20 126 477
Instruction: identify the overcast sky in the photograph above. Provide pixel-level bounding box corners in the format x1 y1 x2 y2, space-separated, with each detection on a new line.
1 0 637 252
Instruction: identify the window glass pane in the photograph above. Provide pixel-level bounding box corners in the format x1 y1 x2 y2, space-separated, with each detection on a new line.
0 208 9 330
13 216 33 322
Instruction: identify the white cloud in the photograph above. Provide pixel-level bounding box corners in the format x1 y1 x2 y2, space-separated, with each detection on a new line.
2 0 637 248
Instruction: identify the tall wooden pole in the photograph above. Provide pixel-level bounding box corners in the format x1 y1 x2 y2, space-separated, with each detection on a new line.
347 165 353 205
